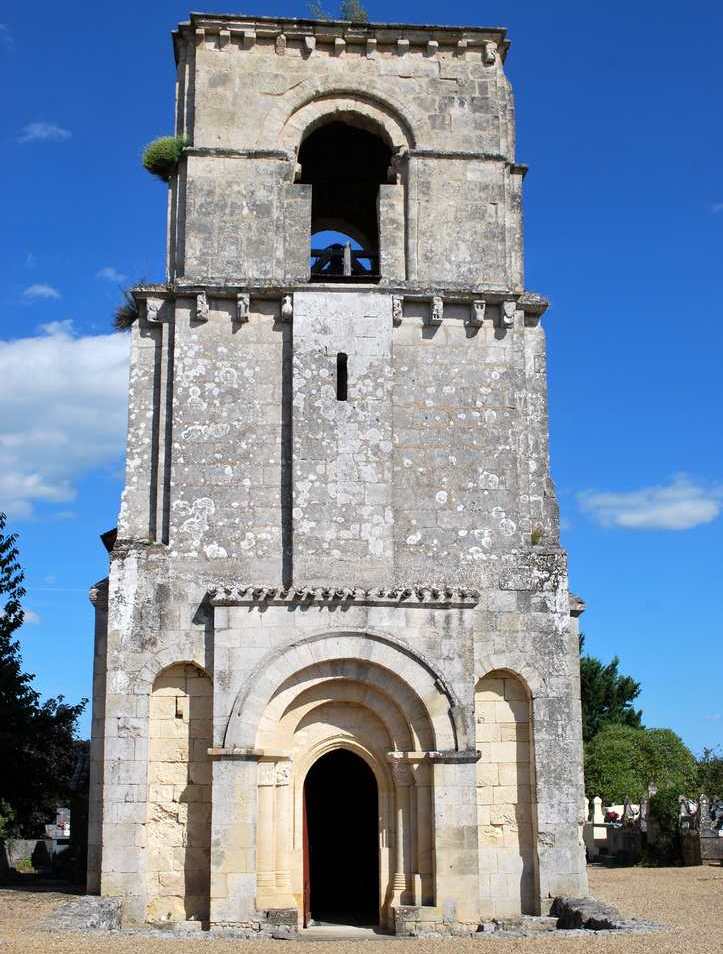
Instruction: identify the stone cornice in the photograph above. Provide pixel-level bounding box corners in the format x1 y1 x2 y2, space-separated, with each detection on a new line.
131 284 549 321
206 584 480 608
88 577 109 608
175 15 509 64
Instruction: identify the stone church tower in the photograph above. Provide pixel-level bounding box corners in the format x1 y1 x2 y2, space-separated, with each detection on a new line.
88 12 588 934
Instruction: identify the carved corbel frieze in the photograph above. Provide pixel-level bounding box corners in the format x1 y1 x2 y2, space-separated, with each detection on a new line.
426 296 444 326
235 292 250 324
280 293 293 322
145 297 164 323
195 291 209 322
501 300 516 328
465 299 486 328
392 295 404 326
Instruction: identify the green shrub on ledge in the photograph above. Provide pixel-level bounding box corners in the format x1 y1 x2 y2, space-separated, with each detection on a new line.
142 135 186 181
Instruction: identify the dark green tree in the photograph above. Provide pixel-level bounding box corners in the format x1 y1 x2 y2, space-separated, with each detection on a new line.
0 513 87 836
584 725 698 803
579 635 643 743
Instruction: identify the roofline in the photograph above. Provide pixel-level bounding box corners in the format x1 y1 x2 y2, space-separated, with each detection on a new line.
174 12 509 62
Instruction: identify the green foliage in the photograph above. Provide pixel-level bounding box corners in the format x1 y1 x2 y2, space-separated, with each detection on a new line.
697 747 723 796
114 288 139 331
0 513 87 836
142 135 186 182
579 634 642 743
0 798 17 840
306 0 369 21
646 786 683 865
530 526 543 545
584 725 698 803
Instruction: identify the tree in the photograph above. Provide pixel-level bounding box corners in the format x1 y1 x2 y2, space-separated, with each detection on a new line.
584 724 698 803
306 0 369 22
579 635 643 743
0 512 87 836
697 747 723 796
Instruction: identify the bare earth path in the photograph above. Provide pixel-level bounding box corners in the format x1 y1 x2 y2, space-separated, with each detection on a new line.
1 866 721 954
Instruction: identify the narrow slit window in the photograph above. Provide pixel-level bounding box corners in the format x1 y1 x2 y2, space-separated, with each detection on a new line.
336 353 348 401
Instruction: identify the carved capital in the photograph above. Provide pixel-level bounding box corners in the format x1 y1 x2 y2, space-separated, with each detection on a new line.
275 761 291 785
258 761 276 786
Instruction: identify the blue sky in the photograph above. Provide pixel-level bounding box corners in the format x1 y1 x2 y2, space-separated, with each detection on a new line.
1 1 721 753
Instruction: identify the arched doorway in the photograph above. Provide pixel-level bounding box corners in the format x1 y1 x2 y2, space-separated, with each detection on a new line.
303 749 380 926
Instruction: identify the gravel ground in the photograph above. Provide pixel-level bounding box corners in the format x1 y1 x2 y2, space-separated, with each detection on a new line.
1 865 721 953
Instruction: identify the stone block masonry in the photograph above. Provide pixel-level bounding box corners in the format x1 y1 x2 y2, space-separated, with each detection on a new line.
88 11 588 936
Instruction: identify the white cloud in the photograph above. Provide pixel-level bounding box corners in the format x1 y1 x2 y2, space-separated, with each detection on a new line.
0 24 12 50
0 321 129 519
22 283 60 301
25 252 37 269
23 609 41 625
578 474 723 531
96 266 127 283
711 202 723 214
17 121 71 144
704 714 721 721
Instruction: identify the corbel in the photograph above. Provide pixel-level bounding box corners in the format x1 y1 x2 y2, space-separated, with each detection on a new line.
334 37 346 56
145 297 164 324
304 35 316 56
392 295 404 327
426 296 444 326
235 293 250 325
501 300 516 328
465 299 486 328
218 29 231 49
275 33 287 55
456 38 468 56
396 37 410 55
196 291 209 322
366 37 377 58
280 293 293 322
242 30 256 50
195 28 205 46
426 39 439 56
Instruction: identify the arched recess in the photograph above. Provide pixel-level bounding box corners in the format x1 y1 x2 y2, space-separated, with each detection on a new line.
475 669 539 917
146 663 212 923
269 87 419 154
224 630 463 752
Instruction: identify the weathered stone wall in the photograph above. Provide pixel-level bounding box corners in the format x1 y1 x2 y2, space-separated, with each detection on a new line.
475 671 536 917
146 664 212 922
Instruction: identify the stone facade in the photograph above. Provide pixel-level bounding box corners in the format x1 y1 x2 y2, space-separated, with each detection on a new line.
88 12 588 933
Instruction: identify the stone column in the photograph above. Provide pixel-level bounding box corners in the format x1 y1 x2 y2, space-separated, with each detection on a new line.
274 760 294 903
390 762 413 904
410 760 433 906
256 761 276 903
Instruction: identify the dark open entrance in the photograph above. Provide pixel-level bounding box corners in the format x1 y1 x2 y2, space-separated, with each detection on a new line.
298 121 392 282
303 749 379 926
